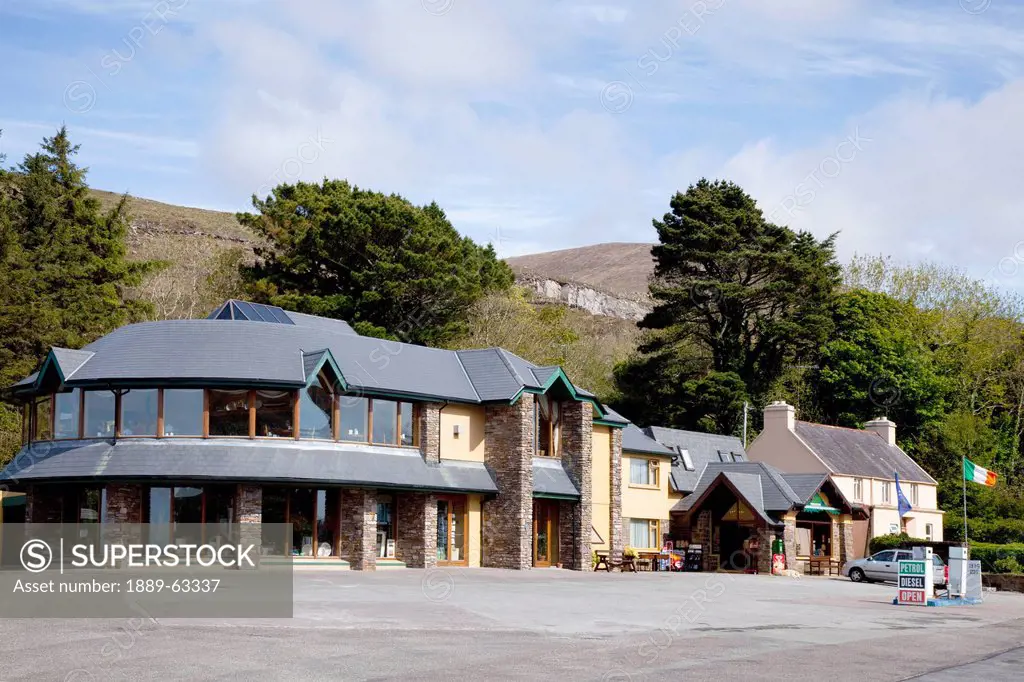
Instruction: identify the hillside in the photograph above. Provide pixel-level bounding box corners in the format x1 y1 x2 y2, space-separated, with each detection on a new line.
505 243 655 300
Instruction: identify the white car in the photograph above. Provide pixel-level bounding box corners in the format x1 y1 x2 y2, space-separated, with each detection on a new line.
842 549 947 588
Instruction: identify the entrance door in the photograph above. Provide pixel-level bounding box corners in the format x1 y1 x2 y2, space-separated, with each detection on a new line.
533 500 559 567
436 496 467 565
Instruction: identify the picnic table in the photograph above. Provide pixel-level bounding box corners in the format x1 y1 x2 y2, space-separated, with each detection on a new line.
594 551 636 572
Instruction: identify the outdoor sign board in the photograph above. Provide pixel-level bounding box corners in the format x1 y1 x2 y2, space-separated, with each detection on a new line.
966 560 983 601
897 559 931 605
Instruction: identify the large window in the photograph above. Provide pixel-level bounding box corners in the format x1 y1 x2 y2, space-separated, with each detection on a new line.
372 400 398 444
33 396 53 441
54 390 80 439
400 402 415 446
83 391 115 438
853 478 864 501
299 377 334 439
147 486 235 545
881 481 892 504
339 396 369 442
628 519 660 550
255 390 293 438
208 389 250 437
628 458 659 487
162 389 203 436
535 396 561 458
120 389 158 436
377 495 396 558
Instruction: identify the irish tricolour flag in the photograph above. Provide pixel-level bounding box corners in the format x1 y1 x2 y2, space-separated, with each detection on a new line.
964 458 998 487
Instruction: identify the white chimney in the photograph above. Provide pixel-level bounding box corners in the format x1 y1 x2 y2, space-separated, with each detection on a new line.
763 401 795 433
864 417 896 446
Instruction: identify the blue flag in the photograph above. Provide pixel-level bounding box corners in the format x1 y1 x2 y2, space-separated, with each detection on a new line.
894 471 912 517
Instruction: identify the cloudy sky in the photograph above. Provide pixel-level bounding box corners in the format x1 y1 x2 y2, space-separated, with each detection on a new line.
1 0 1022 286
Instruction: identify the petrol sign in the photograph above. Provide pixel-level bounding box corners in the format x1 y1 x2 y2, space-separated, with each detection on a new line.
897 556 932 606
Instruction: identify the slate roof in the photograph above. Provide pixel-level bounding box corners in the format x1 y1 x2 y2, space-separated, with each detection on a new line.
0 439 498 493
643 426 747 494
621 424 675 457
672 461 804 524
532 457 581 499
599 405 630 426
794 421 936 484
781 473 831 505
7 301 611 417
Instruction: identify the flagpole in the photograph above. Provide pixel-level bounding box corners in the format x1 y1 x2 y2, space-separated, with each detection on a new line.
962 455 969 550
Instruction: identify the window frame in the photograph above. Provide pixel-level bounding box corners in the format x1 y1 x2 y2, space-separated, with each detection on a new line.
881 481 892 504
628 457 660 488
160 388 205 438
627 518 661 551
117 388 161 438
853 478 863 501
910 483 919 506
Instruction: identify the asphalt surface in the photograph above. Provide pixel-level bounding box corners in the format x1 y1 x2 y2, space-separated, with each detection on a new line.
1 569 1022 681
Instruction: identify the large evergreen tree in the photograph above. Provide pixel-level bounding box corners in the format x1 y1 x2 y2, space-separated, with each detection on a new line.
613 179 841 434
238 179 513 345
0 127 157 462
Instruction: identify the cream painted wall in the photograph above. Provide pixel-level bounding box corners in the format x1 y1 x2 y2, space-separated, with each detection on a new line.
834 474 944 541
746 427 828 473
622 454 674 522
591 425 612 550
439 405 486 462
468 494 482 567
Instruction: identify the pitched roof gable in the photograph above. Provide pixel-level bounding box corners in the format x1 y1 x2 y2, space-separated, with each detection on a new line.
793 421 936 484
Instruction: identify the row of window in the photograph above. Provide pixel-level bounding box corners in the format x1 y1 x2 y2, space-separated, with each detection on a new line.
671 448 743 473
24 383 418 447
853 478 919 506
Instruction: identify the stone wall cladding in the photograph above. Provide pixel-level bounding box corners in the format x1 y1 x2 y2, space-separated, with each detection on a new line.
236 484 262 564
419 403 443 464
694 510 712 571
755 528 774 574
839 516 855 564
609 427 623 561
560 400 593 571
558 500 578 568
483 394 534 570
396 492 437 569
105 484 144 545
339 489 378 571
783 513 798 571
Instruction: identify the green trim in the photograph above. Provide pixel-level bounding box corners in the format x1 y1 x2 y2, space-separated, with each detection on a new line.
31 352 66 391
594 419 627 429
303 350 348 392
533 492 580 501
511 368 607 417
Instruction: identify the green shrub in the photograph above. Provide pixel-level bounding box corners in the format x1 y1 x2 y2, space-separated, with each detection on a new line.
992 556 1023 574
868 533 928 554
970 542 1024 573
945 518 1024 544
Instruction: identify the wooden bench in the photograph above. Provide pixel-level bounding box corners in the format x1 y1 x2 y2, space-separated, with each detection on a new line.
594 552 637 572
807 557 840 576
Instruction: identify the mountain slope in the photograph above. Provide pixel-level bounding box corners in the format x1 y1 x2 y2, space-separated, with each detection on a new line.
505 243 655 300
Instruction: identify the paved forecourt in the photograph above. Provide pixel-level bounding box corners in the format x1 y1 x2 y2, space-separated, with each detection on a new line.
1 569 1022 681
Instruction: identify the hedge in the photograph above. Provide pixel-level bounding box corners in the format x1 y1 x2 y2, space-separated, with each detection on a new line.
869 533 928 554
970 542 1024 573
944 518 1024 544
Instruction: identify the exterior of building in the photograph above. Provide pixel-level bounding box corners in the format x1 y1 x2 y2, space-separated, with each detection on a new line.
747 401 944 559
0 300 630 571
671 461 863 573
619 424 675 553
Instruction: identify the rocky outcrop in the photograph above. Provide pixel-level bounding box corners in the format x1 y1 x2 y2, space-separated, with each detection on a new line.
517 274 650 321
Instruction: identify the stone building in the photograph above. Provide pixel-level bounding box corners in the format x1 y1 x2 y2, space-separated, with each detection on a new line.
1 300 628 570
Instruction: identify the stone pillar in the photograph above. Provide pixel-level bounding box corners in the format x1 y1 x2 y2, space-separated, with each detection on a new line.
558 500 579 568
483 394 534 570
783 511 798 572
339 489 378 570
105 484 144 547
396 492 437 569
419 403 443 464
236 485 262 563
755 527 773 574
609 426 624 562
838 514 854 564
560 400 593 571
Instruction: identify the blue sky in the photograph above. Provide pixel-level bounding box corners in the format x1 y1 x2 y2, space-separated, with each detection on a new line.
2 0 1024 288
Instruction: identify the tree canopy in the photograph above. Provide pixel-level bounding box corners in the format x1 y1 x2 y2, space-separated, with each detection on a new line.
238 180 513 346
613 179 841 433
0 127 158 462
